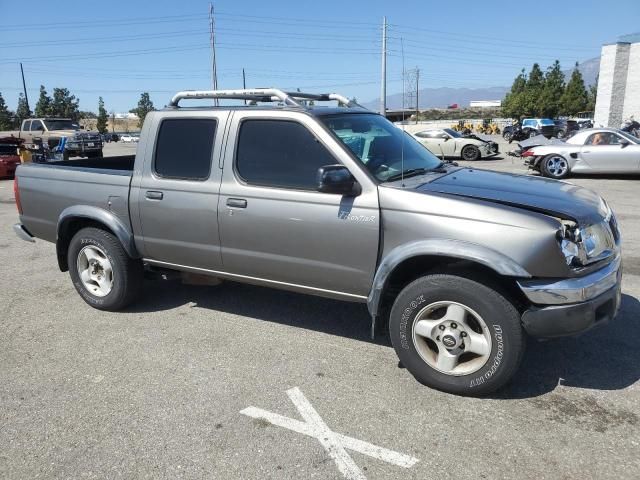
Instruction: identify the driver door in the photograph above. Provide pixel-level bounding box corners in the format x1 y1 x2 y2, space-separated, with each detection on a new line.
580 132 640 173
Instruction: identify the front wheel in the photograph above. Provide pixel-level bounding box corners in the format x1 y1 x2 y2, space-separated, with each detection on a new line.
541 154 570 179
389 274 525 396
461 145 481 161
68 227 143 311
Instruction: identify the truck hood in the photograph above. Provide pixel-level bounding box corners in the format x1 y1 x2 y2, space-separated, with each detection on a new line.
417 168 606 225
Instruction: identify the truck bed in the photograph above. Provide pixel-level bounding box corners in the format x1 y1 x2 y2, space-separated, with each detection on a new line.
46 155 135 173
16 155 135 244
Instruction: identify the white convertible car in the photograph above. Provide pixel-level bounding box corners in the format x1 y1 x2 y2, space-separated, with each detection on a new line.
523 128 640 178
413 128 499 161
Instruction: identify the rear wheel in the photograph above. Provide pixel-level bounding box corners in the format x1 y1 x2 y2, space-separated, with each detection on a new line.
389 274 525 396
461 145 480 161
541 154 570 179
68 227 142 311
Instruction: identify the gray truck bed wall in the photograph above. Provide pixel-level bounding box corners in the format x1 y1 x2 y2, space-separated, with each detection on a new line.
17 162 133 244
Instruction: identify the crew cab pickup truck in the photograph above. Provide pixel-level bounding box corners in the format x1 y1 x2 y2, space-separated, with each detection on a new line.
13 89 622 395
2 118 103 159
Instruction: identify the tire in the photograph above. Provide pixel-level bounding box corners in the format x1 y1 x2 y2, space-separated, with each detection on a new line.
528 130 537 139
68 227 143 311
503 132 512 141
556 130 565 139
461 145 481 161
541 154 570 179
389 274 525 396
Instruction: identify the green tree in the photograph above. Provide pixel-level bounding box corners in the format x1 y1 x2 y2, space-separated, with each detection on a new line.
96 97 108 133
50 87 80 120
0 92 15 130
539 60 565 118
502 68 527 118
129 92 155 128
34 85 52 117
522 63 545 116
586 74 598 113
561 63 589 116
16 93 31 122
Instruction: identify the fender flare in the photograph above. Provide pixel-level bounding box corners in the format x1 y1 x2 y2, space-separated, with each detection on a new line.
56 205 139 270
367 239 531 318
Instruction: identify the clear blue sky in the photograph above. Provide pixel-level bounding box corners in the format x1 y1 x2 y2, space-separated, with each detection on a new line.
1 0 638 113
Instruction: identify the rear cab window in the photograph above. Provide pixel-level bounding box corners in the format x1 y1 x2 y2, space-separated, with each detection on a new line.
153 118 217 180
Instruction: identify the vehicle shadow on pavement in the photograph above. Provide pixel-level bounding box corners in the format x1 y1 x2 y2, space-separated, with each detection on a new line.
130 281 640 396
131 279 386 345
496 293 640 399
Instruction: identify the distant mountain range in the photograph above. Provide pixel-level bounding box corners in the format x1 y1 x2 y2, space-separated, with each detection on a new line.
363 57 600 110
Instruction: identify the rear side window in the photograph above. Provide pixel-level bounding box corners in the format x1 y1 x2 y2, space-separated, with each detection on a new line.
154 118 217 180
236 119 336 190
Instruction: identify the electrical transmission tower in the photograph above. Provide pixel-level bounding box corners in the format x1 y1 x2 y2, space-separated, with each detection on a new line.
403 67 420 123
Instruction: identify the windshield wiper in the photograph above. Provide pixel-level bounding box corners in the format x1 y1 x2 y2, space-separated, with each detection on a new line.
384 163 445 182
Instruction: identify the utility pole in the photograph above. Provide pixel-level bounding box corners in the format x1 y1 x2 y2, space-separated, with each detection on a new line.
380 16 387 117
209 2 219 105
415 67 419 124
20 63 30 113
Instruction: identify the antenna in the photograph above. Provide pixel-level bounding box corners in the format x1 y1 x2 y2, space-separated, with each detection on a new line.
400 37 406 188
209 2 219 106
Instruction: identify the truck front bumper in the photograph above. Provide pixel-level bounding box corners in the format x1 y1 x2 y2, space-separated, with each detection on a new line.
517 256 622 338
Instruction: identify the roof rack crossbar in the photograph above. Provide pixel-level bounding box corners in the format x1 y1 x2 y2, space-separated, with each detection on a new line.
168 88 362 109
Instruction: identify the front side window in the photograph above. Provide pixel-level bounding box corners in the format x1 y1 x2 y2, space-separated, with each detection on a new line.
30 120 44 132
322 114 442 182
586 132 621 146
236 119 337 190
154 118 217 180
22 121 31 131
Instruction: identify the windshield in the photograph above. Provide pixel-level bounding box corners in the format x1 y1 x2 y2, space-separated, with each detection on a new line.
617 130 640 144
443 128 462 138
43 119 80 131
321 114 442 182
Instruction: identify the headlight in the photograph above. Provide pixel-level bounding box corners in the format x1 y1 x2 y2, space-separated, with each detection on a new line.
557 220 615 267
560 238 582 266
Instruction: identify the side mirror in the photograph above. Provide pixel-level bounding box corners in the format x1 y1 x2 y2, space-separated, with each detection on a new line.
317 165 361 196
442 135 450 141
620 140 630 148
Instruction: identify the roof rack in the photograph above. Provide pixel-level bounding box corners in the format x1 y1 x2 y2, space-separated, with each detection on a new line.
168 88 365 109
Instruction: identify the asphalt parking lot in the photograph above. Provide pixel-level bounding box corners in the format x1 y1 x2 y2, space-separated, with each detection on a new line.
1 141 639 479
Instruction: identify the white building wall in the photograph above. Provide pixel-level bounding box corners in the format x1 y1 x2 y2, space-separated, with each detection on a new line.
594 43 631 127
622 42 640 121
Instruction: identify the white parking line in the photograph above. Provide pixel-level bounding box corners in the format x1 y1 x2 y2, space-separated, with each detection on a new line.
240 387 419 479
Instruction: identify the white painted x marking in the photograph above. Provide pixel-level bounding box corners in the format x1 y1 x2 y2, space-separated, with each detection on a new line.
240 387 419 479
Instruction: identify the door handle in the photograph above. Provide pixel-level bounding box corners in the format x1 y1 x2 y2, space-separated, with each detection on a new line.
226 198 247 208
145 191 163 200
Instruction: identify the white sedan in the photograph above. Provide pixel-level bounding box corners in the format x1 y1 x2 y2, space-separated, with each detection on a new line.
413 128 499 161
523 128 640 178
120 134 139 143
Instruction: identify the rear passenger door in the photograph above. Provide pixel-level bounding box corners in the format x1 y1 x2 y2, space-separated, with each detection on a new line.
132 111 229 269
218 111 380 297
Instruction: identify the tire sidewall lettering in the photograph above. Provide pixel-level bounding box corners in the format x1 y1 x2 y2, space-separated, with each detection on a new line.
398 294 426 350
469 324 504 388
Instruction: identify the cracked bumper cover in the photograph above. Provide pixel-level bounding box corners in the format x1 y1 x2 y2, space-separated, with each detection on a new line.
517 256 622 338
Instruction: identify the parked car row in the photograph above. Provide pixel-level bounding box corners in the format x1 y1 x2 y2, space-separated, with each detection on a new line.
503 118 594 142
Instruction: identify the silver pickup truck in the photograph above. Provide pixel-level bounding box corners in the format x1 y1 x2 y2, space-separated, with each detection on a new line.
13 89 622 395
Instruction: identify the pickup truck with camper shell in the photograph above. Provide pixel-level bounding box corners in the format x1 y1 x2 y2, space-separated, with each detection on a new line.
13 89 622 395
